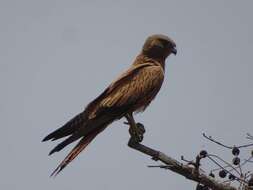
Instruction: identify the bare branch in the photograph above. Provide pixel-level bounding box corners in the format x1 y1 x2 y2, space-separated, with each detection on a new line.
128 138 239 190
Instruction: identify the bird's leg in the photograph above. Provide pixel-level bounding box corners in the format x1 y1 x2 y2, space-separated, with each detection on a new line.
125 113 145 143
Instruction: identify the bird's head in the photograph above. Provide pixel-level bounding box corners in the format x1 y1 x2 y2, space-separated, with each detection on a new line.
142 34 177 60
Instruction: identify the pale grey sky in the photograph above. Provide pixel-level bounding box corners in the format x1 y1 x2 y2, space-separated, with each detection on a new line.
1 0 253 190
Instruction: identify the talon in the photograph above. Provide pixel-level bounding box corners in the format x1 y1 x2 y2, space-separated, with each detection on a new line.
128 123 145 143
129 131 142 142
136 123 145 134
138 134 143 142
132 134 143 143
125 114 146 143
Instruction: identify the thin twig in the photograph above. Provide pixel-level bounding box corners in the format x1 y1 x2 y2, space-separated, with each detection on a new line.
203 133 253 149
203 133 232 149
208 154 241 176
207 155 248 184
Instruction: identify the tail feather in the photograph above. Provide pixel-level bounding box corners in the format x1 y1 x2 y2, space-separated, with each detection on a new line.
48 132 82 155
43 111 114 176
50 126 106 177
48 116 111 156
42 112 85 142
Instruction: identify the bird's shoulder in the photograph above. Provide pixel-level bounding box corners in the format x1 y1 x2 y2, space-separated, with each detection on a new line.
108 62 163 90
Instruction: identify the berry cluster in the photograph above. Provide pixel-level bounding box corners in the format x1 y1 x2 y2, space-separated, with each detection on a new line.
192 134 253 190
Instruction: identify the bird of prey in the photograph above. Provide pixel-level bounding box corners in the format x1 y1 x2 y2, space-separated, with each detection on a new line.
42 34 177 176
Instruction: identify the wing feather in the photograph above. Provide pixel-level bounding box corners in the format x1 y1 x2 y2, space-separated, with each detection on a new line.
90 64 164 117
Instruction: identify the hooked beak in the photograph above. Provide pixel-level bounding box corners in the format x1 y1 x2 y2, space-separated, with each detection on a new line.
171 47 177 55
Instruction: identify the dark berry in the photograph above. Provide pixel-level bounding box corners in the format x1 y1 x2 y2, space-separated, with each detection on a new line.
232 157 240 165
209 172 215 178
199 150 208 158
232 146 240 156
228 174 235 180
248 176 253 186
219 170 227 178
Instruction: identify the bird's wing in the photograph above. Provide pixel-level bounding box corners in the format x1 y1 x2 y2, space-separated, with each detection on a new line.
87 63 164 119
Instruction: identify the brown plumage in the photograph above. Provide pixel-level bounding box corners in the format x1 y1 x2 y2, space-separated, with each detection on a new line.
42 34 177 176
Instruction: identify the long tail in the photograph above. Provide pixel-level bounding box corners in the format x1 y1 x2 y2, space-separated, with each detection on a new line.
50 126 106 177
42 112 113 176
42 112 85 142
